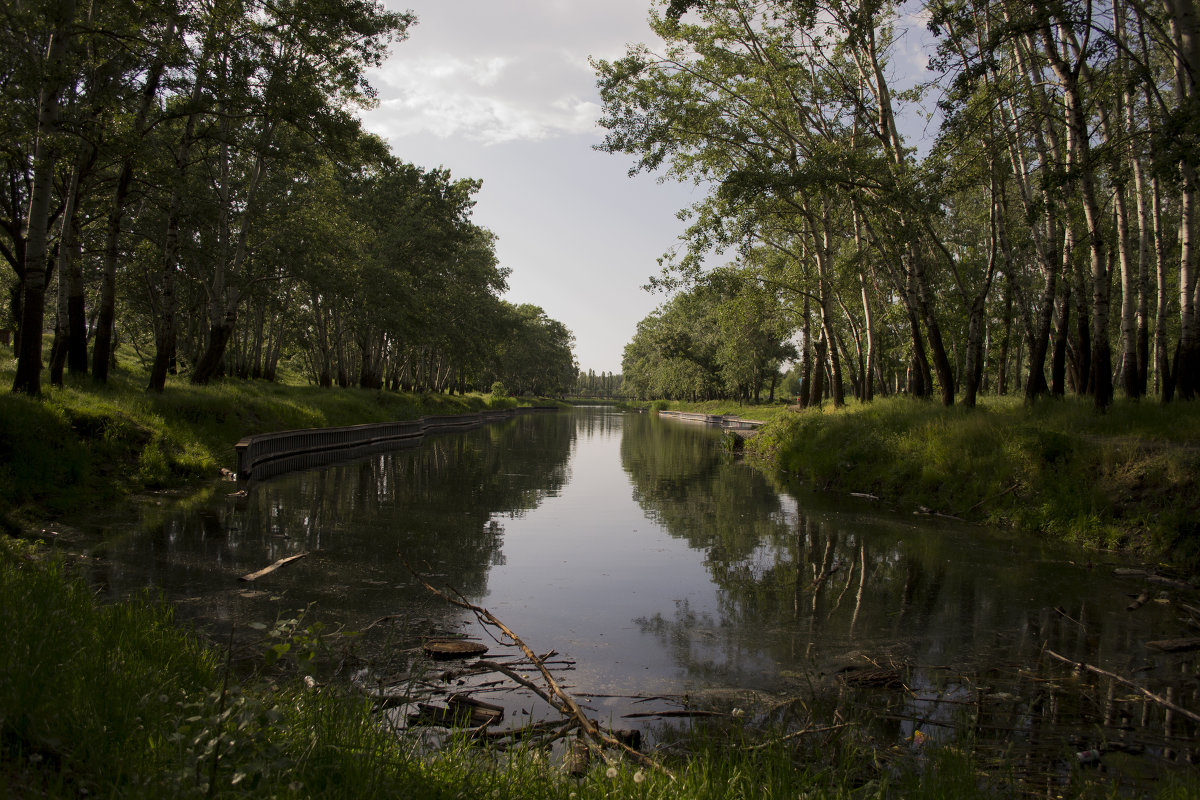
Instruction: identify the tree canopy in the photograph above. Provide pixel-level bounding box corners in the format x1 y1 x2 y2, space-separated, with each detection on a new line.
2 0 577 397
596 0 1200 408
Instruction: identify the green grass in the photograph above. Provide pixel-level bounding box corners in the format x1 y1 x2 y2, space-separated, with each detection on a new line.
0 349 548 533
744 395 1200 570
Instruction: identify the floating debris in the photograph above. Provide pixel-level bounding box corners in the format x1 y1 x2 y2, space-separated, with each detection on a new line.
423 638 489 659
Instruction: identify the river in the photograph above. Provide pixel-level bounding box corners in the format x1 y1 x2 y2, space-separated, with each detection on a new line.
90 405 1199 789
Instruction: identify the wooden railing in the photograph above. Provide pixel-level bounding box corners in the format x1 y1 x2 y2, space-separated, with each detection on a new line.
234 407 560 482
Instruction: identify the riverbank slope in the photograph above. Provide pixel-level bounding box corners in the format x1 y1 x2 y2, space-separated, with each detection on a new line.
653 396 1200 572
0 363 543 538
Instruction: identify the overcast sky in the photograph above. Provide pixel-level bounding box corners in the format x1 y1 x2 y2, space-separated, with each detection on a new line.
359 1 933 374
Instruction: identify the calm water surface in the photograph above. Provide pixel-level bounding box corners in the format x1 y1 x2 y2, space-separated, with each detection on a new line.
92 407 1198 772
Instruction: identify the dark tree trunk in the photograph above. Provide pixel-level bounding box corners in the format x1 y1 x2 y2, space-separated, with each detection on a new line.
190 316 235 384
12 0 76 395
92 16 174 384
798 294 812 407
808 333 826 406
997 274 1013 395
1051 284 1071 397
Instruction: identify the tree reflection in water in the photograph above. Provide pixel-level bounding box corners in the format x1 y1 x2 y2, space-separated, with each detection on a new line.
621 412 1198 789
93 413 576 651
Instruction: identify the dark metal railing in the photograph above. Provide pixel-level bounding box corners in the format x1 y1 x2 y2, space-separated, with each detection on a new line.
656 410 766 431
234 407 560 482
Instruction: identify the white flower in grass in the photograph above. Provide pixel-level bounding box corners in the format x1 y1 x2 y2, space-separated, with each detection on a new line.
606 766 618 779
633 770 645 784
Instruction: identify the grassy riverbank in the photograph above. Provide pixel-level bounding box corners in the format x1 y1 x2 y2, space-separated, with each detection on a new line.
0 358 542 536
651 396 1200 571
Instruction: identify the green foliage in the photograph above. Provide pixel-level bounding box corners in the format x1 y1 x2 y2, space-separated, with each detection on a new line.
0 543 218 794
250 608 328 674
595 0 1200 410
623 266 796 402
490 381 509 398
479 303 578 396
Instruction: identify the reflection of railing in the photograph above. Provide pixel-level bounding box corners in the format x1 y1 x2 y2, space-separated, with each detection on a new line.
656 411 765 431
235 407 561 482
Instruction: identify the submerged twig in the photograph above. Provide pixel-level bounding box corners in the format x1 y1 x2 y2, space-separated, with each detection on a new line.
743 723 851 751
239 552 308 581
1043 647 1200 725
957 482 1019 516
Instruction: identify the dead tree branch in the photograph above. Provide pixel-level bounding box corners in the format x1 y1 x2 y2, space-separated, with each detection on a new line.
1043 647 1200 725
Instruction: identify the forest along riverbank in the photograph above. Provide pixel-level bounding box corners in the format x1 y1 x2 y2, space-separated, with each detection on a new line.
654 396 1200 574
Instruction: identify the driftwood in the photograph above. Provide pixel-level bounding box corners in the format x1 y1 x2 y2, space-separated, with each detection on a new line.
1127 592 1150 611
1145 637 1200 653
477 718 565 741
1043 647 1200 725
622 709 729 719
423 639 489 659
409 693 505 727
238 552 308 581
448 692 504 724
565 737 590 776
1146 574 1193 591
838 667 905 689
401 555 675 778
1114 568 1194 591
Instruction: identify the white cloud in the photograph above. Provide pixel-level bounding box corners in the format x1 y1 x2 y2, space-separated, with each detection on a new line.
365 0 659 146
368 53 601 144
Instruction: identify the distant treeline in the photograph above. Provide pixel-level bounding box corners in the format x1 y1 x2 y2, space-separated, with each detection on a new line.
4 0 576 397
571 369 625 399
599 0 1200 408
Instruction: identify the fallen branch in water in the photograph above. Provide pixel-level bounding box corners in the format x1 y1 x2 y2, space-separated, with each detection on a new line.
1043 647 1200 725
1146 637 1200 653
622 709 729 719
239 552 308 582
957 482 1020 517
400 555 675 778
743 723 851 751
468 660 563 711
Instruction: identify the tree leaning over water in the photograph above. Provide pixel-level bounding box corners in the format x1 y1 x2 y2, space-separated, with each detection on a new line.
2 0 577 396
596 0 1200 407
